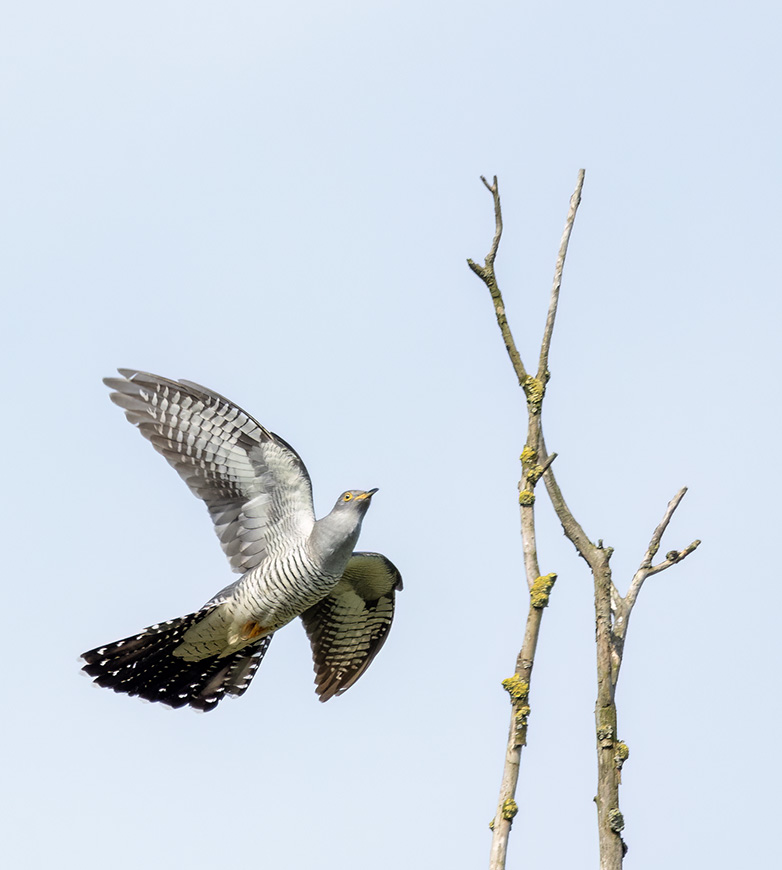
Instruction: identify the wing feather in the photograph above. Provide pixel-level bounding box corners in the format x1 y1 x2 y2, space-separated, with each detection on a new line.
105 370 315 573
301 552 402 701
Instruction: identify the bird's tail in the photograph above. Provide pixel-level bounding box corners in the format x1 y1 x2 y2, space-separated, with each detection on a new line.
81 610 272 712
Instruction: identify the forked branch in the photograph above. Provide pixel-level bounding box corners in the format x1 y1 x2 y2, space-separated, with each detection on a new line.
542 464 699 868
467 176 528 387
623 488 700 616
469 172 585 870
469 171 699 870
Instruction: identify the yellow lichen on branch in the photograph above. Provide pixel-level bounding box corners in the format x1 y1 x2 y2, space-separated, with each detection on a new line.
501 674 530 703
522 375 545 412
501 799 519 821
520 445 538 464
530 573 557 608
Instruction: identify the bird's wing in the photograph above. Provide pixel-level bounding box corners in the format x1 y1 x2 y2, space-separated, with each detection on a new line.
105 369 315 574
300 552 402 701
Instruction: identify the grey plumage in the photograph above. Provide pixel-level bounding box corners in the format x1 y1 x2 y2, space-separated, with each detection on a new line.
81 370 402 712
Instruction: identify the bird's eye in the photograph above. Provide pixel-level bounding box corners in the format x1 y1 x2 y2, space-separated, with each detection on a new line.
343 492 353 502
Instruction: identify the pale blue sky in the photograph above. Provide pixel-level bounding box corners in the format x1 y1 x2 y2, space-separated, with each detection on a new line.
3 2 780 868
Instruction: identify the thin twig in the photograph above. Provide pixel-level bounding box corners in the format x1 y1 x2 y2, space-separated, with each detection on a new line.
624 488 689 614
467 177 528 387
646 539 701 577
480 174 503 271
538 169 585 380
613 499 699 684
639 488 688 568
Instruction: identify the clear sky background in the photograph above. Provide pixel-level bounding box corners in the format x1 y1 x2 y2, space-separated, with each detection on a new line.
3 2 780 868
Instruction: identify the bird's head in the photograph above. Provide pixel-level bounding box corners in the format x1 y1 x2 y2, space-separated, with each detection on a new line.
333 488 378 515
310 488 379 572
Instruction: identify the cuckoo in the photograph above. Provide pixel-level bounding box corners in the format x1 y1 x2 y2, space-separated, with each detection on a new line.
82 370 402 712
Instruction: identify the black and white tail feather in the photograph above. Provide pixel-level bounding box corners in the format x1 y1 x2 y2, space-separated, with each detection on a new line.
82 610 272 712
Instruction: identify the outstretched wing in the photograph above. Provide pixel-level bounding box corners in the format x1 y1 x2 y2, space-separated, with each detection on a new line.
105 369 315 574
300 552 403 701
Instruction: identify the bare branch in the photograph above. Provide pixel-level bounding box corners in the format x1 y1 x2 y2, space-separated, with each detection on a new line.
472 176 586 870
488 606 545 869
640 487 688 569
613 492 699 692
480 174 503 270
467 175 503 277
624 488 690 613
538 433 595 564
467 176 529 387
470 174 699 870
646 539 701 577
538 170 585 380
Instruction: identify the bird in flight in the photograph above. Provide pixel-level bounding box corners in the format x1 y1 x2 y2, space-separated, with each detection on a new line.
82 370 402 712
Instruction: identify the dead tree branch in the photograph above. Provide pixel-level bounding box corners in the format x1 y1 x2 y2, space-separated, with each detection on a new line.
467 176 529 388
541 458 699 869
538 172 584 379
470 172 700 870
469 172 584 870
